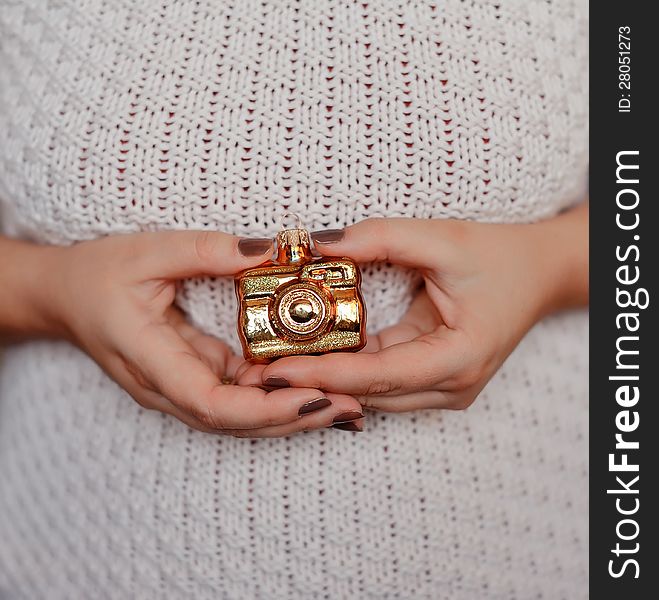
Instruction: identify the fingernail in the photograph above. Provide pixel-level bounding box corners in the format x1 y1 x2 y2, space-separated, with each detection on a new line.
238 237 272 256
263 376 290 388
310 229 345 244
298 397 332 416
332 411 363 424
331 421 364 432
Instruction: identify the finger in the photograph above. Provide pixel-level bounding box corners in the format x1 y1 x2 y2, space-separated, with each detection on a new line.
167 306 246 382
259 328 465 397
233 358 260 384
225 354 248 380
235 362 267 387
368 290 442 352
310 218 461 269
129 323 347 429
167 307 233 377
225 393 364 438
131 230 273 279
359 390 459 412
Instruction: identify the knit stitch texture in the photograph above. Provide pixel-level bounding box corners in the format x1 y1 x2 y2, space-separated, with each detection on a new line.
0 1 588 598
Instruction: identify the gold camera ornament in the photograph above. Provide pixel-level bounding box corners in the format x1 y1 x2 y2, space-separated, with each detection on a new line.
235 217 367 362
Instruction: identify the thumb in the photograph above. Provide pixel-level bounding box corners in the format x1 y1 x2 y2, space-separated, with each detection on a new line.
132 230 273 279
310 218 454 269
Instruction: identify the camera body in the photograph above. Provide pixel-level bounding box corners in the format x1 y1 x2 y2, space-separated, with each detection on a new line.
235 228 366 361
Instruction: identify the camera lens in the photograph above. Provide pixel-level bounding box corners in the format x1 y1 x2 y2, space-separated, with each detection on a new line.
272 282 333 340
289 299 317 324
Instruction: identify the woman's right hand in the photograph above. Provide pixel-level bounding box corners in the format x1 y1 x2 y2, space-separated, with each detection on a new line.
19 231 363 437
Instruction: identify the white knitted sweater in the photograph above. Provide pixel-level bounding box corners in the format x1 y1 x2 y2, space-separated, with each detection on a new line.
0 1 588 598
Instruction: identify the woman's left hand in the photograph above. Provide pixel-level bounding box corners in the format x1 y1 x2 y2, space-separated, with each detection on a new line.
237 204 588 412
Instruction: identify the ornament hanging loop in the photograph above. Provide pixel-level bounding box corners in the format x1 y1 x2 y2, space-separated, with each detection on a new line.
281 212 303 231
276 213 312 264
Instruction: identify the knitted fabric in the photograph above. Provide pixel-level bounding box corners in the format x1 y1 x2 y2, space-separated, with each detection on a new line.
0 1 588 598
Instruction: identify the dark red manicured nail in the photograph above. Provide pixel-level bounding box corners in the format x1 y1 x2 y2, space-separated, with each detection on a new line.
298 397 332 416
263 376 290 388
310 229 345 244
331 421 363 432
238 238 272 256
332 411 363 425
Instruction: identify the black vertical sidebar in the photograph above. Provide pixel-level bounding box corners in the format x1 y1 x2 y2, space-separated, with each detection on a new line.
590 3 656 598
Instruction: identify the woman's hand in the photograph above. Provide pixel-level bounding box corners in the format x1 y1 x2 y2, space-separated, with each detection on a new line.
0 232 362 436
238 203 588 413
